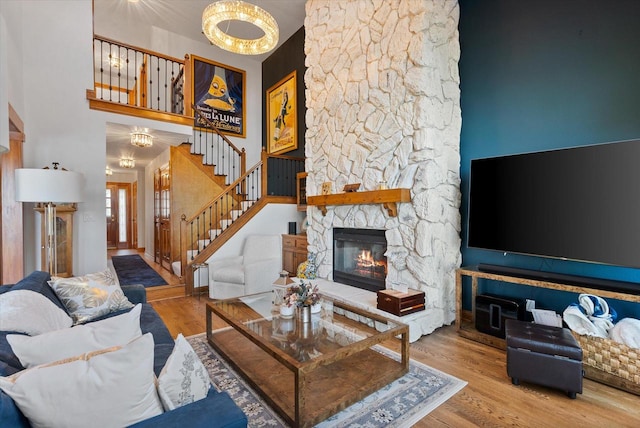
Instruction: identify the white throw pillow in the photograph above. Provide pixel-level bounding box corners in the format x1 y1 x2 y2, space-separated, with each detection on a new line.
157 333 212 411
7 304 142 368
0 333 163 428
0 290 72 335
48 269 133 324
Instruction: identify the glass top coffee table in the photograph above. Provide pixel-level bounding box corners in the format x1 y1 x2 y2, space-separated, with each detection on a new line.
206 292 409 428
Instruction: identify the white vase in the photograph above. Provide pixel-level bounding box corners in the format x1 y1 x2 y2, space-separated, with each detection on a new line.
280 305 294 318
311 302 321 314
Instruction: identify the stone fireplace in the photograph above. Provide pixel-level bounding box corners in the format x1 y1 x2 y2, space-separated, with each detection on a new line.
333 228 387 292
304 0 462 337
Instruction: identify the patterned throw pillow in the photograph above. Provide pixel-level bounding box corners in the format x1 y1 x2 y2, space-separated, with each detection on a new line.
157 334 212 411
48 269 133 325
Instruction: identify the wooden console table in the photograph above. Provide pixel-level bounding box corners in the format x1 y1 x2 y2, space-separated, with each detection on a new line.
456 266 640 391
456 267 640 348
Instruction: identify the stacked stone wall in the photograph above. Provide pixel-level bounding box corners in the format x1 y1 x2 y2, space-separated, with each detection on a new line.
304 0 462 328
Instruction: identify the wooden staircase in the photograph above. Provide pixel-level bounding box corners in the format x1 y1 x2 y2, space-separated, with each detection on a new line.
178 147 268 294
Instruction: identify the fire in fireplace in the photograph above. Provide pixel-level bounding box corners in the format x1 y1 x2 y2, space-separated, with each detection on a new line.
333 228 387 292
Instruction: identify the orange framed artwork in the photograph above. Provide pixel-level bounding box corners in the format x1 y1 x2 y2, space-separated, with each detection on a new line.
267 70 297 154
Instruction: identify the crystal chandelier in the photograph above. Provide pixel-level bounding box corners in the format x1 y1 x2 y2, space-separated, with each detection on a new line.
202 0 279 55
119 157 135 169
130 131 153 148
105 166 113 176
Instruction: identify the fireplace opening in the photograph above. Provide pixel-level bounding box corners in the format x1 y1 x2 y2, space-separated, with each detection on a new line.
333 228 387 292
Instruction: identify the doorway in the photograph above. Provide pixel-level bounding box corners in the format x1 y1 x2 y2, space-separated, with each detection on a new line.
106 182 132 249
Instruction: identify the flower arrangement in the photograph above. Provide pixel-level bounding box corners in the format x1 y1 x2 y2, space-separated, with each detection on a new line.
283 281 320 308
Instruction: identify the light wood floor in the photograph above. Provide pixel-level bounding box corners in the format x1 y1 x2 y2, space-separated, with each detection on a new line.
111 251 640 427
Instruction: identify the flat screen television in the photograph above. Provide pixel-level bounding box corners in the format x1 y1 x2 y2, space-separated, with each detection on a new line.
468 139 640 269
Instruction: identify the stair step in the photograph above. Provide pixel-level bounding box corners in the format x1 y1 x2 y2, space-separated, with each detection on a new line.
229 210 243 220
220 219 234 229
208 229 223 240
241 200 255 210
197 239 211 250
186 249 199 260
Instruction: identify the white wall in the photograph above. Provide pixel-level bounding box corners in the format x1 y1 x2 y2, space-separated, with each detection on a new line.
17 1 105 274
206 204 304 263
0 0 270 276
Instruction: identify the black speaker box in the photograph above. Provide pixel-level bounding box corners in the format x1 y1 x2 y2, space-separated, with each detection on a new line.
475 294 527 339
288 222 297 235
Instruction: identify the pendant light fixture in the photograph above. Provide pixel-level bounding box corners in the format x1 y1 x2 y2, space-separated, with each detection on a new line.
202 0 279 55
130 131 153 148
119 157 135 169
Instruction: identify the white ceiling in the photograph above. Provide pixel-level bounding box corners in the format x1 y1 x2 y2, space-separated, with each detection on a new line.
97 0 306 173
105 123 190 174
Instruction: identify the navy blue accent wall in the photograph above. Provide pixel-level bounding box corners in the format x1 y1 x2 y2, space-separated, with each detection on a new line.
459 0 640 316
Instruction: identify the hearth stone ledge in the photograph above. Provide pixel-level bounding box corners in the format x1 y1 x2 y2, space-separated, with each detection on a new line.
297 278 445 343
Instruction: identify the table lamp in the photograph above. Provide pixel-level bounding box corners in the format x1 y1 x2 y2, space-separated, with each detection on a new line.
15 163 84 275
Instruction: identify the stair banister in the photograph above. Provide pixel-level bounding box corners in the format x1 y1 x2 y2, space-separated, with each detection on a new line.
180 160 264 294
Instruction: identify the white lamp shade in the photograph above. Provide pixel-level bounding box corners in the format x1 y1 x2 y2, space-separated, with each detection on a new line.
15 168 84 203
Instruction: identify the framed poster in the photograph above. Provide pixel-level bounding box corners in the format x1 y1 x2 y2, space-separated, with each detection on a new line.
192 55 246 138
267 70 297 154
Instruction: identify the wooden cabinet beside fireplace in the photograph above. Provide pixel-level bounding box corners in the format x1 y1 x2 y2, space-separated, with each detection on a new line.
282 234 307 276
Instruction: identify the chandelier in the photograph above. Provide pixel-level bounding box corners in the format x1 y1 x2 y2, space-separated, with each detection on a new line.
130 131 153 148
105 166 113 176
119 157 135 169
202 0 279 55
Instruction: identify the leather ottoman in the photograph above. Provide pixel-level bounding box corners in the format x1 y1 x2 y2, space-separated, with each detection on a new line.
505 319 583 399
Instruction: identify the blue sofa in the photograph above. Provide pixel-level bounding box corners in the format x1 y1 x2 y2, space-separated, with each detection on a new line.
0 271 247 427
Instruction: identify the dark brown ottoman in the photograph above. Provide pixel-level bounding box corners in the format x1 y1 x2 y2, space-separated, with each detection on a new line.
505 319 583 398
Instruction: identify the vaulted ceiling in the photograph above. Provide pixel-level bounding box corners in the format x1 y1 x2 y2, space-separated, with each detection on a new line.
97 0 306 173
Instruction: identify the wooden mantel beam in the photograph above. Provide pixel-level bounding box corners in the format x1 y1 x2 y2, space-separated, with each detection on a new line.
306 188 411 217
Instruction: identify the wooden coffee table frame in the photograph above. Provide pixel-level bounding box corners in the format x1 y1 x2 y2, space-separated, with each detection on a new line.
206 295 409 428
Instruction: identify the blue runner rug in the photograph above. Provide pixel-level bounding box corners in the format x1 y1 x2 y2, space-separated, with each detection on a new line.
111 255 167 287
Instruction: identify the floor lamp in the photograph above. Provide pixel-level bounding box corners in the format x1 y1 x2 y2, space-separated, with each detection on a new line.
15 163 84 276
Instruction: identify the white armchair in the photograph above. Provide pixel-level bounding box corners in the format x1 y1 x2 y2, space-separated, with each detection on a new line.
208 234 283 299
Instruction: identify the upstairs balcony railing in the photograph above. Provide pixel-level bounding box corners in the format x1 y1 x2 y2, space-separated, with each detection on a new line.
89 35 190 121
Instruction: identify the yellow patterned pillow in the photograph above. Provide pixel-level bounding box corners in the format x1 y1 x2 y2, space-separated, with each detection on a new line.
48 269 134 325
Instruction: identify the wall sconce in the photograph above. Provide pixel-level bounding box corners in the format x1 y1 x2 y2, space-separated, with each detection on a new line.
105 166 113 176
119 157 135 169
130 131 153 148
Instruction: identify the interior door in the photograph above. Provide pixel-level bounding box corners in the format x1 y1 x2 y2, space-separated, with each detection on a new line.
106 184 118 249
2 104 25 283
106 182 132 249
131 181 138 249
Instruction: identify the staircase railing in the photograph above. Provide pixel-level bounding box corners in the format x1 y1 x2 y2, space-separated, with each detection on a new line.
180 151 304 293
192 107 246 185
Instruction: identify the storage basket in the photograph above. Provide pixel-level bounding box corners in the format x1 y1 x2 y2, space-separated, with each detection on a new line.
572 332 640 395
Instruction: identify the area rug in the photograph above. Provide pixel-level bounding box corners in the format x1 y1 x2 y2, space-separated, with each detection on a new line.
111 254 167 287
187 333 466 427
